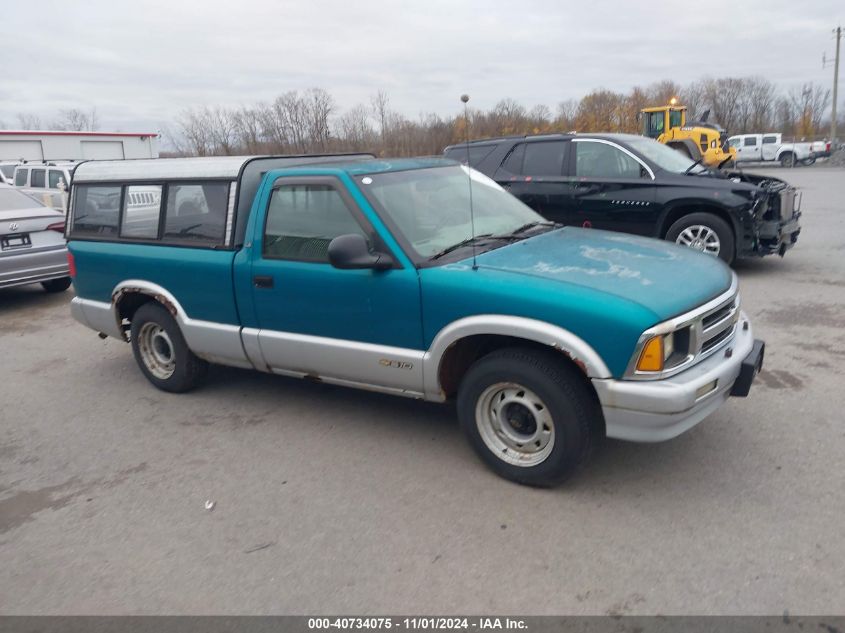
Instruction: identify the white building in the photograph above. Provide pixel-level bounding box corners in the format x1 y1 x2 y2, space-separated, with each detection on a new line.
0 130 160 161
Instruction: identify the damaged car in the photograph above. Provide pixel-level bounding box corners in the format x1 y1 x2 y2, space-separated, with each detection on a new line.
444 133 801 264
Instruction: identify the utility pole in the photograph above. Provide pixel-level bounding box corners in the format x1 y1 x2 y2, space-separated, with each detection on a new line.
832 26 841 143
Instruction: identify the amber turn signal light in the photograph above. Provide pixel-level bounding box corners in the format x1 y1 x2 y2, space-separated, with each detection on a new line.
636 336 664 372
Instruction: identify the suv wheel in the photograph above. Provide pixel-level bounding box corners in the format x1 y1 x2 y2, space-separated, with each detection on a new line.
130 302 208 392
457 347 600 487
666 212 735 264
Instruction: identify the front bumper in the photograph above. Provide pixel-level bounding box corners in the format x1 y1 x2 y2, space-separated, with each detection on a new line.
593 311 761 442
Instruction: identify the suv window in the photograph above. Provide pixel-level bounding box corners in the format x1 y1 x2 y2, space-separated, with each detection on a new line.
14 169 28 186
72 185 122 237
574 141 645 179
31 169 46 188
264 184 366 262
443 144 495 166
121 185 162 239
163 182 229 246
743 137 757 147
499 143 526 174
522 141 568 177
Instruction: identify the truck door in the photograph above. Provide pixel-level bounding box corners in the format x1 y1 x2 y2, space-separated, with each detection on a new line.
761 135 779 161
245 176 424 390
563 139 657 235
738 136 761 162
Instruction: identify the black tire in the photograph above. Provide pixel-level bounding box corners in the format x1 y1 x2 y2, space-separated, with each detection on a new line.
780 152 796 167
129 302 208 393
665 212 735 265
456 347 601 487
41 277 72 293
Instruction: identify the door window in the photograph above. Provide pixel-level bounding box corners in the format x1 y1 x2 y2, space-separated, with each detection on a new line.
522 141 568 177
574 142 645 179
743 137 758 147
499 143 526 174
263 184 367 262
14 169 28 186
762 136 777 145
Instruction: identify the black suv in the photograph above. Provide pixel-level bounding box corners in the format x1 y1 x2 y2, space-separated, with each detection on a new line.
444 133 801 264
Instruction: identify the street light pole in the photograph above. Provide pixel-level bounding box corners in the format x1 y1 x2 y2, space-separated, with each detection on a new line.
832 26 841 143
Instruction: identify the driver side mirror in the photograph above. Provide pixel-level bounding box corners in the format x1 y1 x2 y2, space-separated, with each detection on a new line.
328 234 393 270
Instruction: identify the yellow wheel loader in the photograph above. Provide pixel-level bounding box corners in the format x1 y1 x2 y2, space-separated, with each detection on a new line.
640 101 736 168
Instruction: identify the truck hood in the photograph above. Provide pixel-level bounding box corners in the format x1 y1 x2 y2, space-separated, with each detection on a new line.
473 228 734 321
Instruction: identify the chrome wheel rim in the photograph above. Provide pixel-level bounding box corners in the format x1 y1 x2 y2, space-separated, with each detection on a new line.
137 322 176 380
676 225 721 255
475 382 555 467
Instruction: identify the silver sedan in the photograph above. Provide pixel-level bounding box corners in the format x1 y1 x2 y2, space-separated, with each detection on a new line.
0 184 71 292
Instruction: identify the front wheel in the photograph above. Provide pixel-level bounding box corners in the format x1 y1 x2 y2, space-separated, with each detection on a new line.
666 212 735 265
129 302 208 392
457 348 600 487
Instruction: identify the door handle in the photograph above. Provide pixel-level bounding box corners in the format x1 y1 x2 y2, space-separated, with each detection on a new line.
253 275 274 289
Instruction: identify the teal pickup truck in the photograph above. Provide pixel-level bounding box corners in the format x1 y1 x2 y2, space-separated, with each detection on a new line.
67 154 763 486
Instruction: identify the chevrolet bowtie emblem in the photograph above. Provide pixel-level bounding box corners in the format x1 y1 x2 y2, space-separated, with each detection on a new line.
8 222 19 231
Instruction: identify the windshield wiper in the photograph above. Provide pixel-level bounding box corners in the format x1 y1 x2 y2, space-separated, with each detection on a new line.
429 234 496 260
495 221 558 238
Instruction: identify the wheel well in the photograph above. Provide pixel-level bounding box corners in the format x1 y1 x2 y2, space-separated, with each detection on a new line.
658 204 736 240
437 335 603 429
113 290 177 332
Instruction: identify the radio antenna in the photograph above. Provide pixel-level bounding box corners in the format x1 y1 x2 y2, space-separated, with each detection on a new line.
461 94 477 270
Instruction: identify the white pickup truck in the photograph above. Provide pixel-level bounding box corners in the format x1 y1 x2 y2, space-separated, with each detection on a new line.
727 133 831 166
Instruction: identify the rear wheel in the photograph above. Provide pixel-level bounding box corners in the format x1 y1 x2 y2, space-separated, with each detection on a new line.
780 152 796 167
457 347 600 487
41 277 71 293
130 302 208 392
666 212 735 264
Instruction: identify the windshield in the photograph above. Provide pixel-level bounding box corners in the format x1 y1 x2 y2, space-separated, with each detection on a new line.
0 165 16 179
358 165 543 259
623 137 705 173
0 187 45 211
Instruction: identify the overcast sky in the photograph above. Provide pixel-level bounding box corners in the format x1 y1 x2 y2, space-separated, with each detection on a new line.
1 0 841 136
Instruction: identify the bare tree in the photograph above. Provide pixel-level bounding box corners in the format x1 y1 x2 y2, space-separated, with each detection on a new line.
53 107 99 131
371 90 390 149
789 83 831 137
17 113 43 129
305 88 334 150
554 99 578 131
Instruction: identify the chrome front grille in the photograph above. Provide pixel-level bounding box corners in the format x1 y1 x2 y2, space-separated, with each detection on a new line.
626 277 741 380
695 293 740 360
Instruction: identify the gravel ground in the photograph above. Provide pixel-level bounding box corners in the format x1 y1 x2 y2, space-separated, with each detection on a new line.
1 167 844 615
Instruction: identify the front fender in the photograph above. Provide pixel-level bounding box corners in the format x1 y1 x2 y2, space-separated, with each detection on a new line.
422 314 612 401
